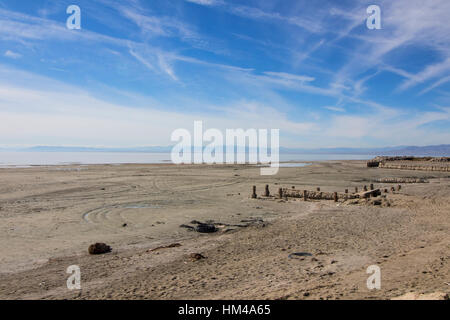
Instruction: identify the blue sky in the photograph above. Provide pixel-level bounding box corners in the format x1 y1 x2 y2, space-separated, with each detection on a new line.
0 0 449 148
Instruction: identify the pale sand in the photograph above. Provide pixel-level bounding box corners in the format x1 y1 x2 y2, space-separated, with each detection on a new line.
0 161 448 299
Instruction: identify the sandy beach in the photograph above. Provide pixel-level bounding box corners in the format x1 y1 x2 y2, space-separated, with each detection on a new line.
0 161 449 300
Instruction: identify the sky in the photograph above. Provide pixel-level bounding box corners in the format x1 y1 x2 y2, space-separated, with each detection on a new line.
0 0 449 148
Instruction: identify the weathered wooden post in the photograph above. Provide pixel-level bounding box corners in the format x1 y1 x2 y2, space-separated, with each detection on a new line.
278 188 283 199
397 185 401 191
355 187 358 193
345 189 348 194
265 184 270 197
303 190 307 201
316 187 320 191
292 186 295 189
252 186 257 199
370 184 374 190
384 188 388 193
333 192 338 202
363 185 368 192
391 186 395 192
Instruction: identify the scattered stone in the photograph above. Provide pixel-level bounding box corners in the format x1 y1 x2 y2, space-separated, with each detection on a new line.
195 223 218 233
147 243 181 252
289 252 313 259
371 199 382 206
189 253 206 261
88 243 111 255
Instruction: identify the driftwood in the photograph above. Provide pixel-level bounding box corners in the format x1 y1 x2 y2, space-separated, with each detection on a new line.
147 243 181 252
357 189 381 199
283 189 358 201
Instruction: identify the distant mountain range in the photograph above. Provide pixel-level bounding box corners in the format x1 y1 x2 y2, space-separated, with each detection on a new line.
2 144 449 156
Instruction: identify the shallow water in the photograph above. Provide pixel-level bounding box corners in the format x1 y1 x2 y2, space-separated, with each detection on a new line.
0 151 374 166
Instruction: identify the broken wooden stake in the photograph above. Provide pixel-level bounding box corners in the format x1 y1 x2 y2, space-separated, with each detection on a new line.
303 190 307 201
265 184 270 197
252 186 257 199
333 192 338 202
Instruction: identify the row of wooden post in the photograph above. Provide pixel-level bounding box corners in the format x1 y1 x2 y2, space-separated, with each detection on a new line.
251 183 402 200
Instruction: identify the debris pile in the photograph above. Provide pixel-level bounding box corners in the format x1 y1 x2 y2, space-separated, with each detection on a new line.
180 218 266 233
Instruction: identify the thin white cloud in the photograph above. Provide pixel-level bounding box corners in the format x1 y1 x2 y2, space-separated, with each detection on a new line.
185 0 220 6
398 58 450 92
263 71 315 83
4 50 21 59
419 75 450 95
331 0 450 96
324 106 345 112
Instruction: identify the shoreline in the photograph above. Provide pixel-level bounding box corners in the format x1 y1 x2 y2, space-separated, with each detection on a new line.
0 161 448 299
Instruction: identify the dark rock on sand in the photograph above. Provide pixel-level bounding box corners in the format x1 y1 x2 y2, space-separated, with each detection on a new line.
189 253 206 261
195 224 218 233
288 252 313 259
88 243 111 255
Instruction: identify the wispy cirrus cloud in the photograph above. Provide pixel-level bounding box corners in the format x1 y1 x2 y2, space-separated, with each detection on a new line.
0 0 448 148
185 0 220 6
4 50 21 59
398 58 450 92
